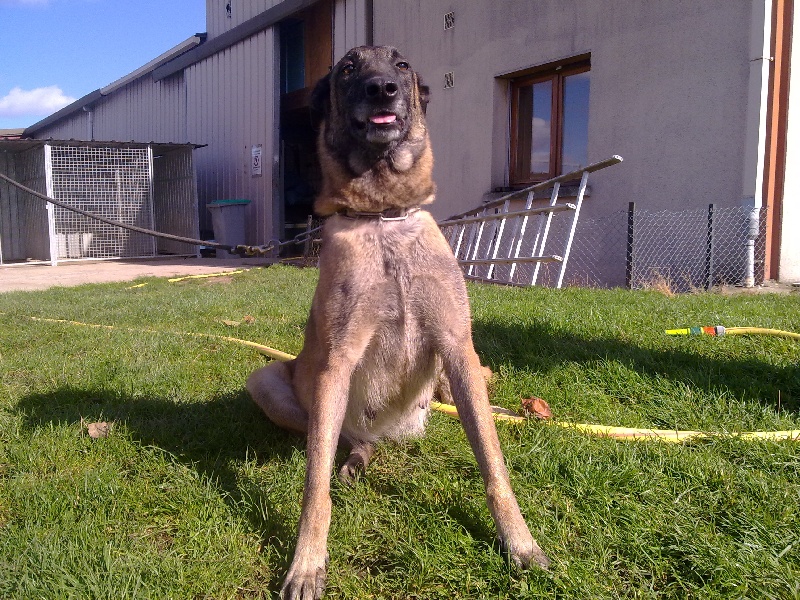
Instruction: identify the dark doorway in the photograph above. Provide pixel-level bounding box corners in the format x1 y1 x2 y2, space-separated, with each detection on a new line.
279 0 332 252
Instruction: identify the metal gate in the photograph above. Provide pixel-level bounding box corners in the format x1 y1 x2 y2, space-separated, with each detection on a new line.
46 145 156 261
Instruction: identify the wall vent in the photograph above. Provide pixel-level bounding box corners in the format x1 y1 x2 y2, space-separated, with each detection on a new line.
444 71 454 89
444 11 455 30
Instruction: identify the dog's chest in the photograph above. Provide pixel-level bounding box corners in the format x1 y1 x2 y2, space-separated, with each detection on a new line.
326 217 440 441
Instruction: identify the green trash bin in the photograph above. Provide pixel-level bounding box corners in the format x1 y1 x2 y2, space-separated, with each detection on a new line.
207 199 250 259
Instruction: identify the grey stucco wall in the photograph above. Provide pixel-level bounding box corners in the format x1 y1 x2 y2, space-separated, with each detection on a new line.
373 1 753 223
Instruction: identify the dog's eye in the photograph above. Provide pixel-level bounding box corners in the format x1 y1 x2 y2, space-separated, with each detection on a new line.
341 63 355 75
396 62 410 71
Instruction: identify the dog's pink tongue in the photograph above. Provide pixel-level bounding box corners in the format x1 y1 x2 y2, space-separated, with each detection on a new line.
370 113 397 124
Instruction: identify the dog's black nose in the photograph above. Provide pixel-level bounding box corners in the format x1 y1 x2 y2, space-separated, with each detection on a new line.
364 77 398 100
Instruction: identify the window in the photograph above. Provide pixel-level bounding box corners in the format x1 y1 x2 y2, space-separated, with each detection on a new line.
509 58 590 185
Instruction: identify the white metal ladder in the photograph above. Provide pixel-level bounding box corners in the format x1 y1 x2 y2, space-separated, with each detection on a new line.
439 155 622 288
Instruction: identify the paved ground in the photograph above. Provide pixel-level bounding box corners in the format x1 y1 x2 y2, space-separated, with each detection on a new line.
0 257 275 293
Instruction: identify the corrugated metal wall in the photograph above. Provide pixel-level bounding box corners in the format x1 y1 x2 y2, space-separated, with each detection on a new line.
30 75 188 145
334 0 371 58
206 0 281 39
92 75 188 143
186 29 277 244
153 147 200 255
31 112 90 141
0 147 49 262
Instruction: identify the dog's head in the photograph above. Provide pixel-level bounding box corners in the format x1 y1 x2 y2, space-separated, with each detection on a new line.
312 46 431 167
311 46 436 215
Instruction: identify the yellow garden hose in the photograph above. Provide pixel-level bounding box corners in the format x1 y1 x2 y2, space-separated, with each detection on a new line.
666 325 800 341
6 313 799 443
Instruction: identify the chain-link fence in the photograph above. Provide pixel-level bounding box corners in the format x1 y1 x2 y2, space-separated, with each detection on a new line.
546 204 767 291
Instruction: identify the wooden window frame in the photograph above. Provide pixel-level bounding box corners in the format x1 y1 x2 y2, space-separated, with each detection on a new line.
509 58 590 186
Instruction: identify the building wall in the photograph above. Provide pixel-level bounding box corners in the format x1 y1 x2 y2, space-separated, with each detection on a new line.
92 75 189 143
29 30 279 245
373 1 754 223
26 0 770 279
206 0 281 39
186 28 278 244
333 0 371 58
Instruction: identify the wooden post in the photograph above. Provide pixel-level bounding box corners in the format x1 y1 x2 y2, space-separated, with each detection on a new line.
626 201 635 289
705 204 715 290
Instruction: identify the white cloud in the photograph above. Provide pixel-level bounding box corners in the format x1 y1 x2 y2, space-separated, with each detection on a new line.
0 86 76 117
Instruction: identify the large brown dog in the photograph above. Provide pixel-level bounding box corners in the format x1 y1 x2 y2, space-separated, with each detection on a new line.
247 46 549 600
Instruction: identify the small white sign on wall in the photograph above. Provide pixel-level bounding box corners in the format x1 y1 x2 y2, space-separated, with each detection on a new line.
251 144 263 177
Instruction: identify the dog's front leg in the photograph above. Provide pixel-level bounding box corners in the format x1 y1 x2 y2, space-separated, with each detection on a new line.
281 366 350 600
442 344 551 570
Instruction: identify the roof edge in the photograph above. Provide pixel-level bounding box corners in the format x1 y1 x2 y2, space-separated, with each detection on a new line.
101 34 205 95
23 90 104 137
152 0 317 81
23 34 206 137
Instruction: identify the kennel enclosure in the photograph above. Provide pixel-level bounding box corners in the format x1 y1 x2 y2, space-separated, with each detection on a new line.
0 140 200 265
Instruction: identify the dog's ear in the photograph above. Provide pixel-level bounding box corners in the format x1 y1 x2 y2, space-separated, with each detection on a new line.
416 76 431 115
310 73 331 126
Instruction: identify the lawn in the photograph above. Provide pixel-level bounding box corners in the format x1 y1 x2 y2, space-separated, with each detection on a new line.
0 264 798 599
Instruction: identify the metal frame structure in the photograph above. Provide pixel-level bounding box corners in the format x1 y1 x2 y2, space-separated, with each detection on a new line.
439 155 622 287
0 140 200 266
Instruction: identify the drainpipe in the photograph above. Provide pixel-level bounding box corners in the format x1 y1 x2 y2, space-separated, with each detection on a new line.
83 105 94 141
742 0 774 287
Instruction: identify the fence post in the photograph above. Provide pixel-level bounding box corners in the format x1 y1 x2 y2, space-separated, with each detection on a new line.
626 201 635 289
705 203 715 290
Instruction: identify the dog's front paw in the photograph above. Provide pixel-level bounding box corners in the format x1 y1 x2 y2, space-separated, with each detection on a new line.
498 533 551 570
281 555 328 600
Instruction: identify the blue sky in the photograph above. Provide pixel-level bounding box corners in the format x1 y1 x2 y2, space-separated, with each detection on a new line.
0 0 206 129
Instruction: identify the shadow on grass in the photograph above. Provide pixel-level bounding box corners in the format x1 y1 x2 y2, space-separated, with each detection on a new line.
473 318 800 414
15 386 300 593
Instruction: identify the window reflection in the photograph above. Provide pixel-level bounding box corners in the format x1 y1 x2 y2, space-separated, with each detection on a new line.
561 71 590 174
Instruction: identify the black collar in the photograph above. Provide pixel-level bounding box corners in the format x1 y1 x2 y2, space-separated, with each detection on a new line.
339 206 420 221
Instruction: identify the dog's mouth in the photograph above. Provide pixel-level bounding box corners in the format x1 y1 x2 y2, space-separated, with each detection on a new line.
369 111 398 125
351 108 406 145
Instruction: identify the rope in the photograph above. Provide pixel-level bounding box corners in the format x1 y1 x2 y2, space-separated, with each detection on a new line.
0 172 321 258
5 312 798 443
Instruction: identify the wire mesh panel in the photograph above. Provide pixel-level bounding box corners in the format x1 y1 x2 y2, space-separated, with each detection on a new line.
47 145 156 260
538 210 629 288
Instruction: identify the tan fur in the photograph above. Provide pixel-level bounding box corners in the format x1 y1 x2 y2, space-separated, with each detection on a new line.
246 46 549 600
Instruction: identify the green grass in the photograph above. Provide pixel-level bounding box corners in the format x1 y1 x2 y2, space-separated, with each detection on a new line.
0 265 798 599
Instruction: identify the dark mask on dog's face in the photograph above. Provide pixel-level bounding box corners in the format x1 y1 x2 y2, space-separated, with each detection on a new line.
340 47 417 146
312 46 430 155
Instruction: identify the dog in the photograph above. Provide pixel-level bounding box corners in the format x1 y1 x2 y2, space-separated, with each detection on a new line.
246 45 550 600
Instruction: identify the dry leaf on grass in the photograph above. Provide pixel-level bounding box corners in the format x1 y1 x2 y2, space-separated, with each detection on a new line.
521 396 552 420
82 419 113 439
220 319 240 327
243 315 256 324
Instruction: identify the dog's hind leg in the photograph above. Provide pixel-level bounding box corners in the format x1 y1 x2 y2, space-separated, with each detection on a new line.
338 441 375 484
246 360 308 434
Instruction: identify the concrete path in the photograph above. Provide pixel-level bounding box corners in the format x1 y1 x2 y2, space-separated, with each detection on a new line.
0 257 275 293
